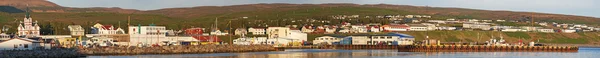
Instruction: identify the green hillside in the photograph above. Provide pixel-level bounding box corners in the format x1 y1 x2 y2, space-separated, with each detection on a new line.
1 5 599 44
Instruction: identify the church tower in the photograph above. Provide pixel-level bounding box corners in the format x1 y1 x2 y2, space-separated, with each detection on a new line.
17 7 40 37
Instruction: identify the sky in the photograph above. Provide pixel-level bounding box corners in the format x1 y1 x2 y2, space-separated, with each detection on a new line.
47 0 599 18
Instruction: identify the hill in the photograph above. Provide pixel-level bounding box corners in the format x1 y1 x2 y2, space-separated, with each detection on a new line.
1 0 600 44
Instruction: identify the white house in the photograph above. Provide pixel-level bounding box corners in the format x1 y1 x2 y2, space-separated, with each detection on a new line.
408 24 429 31
234 28 247 36
312 36 343 45
350 25 368 33
93 23 126 35
129 26 168 46
0 33 10 40
338 28 350 33
210 30 229 35
537 29 554 33
501 28 521 32
68 25 85 36
325 27 337 34
0 38 40 50
562 29 577 33
437 27 457 30
248 28 266 35
427 20 446 24
369 26 381 32
17 11 40 37
301 26 314 33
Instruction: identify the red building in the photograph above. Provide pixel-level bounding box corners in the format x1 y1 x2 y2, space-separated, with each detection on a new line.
185 28 222 42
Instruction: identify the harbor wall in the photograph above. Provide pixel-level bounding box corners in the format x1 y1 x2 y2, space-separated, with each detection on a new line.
0 48 85 58
78 45 278 55
399 45 579 52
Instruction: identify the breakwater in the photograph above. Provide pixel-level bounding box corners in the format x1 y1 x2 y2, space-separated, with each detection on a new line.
398 45 579 52
79 45 278 55
0 48 85 58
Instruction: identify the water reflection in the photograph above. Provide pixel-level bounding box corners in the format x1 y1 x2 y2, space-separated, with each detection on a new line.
89 48 600 58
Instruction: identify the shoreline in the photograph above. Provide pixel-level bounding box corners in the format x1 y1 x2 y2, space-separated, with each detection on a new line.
78 45 278 55
546 44 600 48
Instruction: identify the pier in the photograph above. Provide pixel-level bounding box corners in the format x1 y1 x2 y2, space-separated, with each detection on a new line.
276 45 579 52
399 45 578 52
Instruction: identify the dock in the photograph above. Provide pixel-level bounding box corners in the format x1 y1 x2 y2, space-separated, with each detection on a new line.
399 45 578 52
276 45 579 52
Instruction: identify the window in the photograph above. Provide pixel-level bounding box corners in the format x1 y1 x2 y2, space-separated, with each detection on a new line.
24 44 28 48
14 45 17 48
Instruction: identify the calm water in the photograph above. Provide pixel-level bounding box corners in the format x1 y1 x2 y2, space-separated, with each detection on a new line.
88 48 600 58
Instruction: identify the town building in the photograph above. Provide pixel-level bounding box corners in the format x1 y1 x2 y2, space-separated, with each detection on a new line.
350 25 368 33
340 33 415 45
234 28 247 36
248 28 266 35
301 25 314 33
17 10 40 37
408 24 435 31
68 25 85 36
537 29 554 33
381 24 410 32
266 27 307 45
209 30 228 35
0 38 40 50
312 36 344 45
463 22 492 30
92 23 126 35
129 26 168 46
368 26 381 32
0 33 10 40
324 27 337 34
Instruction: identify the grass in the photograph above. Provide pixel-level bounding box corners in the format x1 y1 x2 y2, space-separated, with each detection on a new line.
504 32 531 39
539 38 588 44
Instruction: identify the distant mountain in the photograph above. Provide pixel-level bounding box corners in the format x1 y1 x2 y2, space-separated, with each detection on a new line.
0 0 60 8
0 6 24 13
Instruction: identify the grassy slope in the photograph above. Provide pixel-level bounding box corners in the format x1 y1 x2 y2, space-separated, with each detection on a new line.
1 6 599 44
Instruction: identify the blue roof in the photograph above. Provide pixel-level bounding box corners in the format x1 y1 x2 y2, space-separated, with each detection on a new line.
385 33 415 38
350 33 415 38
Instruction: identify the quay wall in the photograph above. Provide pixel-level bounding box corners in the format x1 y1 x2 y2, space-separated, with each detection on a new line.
0 49 85 58
79 45 278 55
399 45 579 52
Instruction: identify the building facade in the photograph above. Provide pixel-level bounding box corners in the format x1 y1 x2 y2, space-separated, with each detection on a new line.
17 11 40 37
248 28 266 35
0 38 40 50
129 26 168 46
68 25 85 36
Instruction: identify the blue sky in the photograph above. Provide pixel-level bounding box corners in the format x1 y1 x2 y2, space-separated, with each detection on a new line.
47 0 599 18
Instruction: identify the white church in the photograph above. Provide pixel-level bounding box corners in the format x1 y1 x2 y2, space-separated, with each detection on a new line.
17 9 40 37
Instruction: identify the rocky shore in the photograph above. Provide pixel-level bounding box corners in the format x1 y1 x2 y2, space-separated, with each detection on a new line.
0 48 85 58
78 45 278 55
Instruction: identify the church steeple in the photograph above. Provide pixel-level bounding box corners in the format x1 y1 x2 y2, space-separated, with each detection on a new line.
25 7 31 18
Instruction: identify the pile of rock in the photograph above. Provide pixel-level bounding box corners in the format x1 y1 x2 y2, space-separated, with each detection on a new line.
0 48 85 58
79 45 277 55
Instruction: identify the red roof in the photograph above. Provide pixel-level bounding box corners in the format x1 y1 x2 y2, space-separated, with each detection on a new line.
185 28 203 35
192 36 222 42
102 25 114 30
